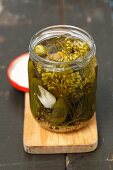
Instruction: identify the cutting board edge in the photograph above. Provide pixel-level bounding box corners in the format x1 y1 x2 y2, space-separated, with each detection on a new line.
23 141 98 154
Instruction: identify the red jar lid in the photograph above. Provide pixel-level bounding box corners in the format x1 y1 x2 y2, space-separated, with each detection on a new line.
7 53 29 92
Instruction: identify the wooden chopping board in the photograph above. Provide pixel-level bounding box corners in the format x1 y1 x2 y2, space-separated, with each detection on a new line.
23 93 98 154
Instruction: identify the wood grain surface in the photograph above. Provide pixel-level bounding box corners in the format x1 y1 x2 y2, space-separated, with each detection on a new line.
23 93 98 154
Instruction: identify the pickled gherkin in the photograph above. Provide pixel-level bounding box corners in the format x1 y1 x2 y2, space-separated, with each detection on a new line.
28 28 97 133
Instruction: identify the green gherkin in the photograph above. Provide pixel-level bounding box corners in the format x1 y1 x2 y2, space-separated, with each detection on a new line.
28 60 36 79
46 97 68 126
30 78 41 95
29 78 42 117
34 45 47 57
28 58 44 117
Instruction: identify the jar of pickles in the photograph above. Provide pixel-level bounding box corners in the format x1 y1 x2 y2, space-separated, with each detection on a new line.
28 25 97 133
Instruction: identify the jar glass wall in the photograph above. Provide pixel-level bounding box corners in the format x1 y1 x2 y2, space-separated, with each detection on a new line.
28 25 97 133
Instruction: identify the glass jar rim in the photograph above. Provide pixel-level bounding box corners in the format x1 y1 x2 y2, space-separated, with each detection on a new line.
29 25 96 71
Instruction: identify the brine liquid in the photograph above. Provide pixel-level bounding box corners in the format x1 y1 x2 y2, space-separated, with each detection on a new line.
28 57 97 132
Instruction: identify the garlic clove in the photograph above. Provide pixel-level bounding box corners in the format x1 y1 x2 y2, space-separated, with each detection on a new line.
37 85 56 109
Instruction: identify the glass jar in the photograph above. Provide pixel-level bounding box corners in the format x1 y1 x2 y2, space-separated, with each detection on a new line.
28 25 97 133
